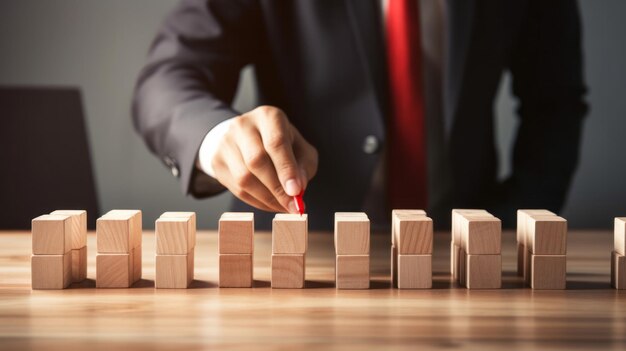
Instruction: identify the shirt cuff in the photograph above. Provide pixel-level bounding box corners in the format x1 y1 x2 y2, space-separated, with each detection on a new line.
197 118 235 178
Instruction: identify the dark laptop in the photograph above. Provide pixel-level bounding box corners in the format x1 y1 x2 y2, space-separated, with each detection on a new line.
0 87 99 229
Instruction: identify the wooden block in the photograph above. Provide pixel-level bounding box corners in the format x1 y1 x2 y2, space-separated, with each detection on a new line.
105 209 142 248
71 246 87 282
155 217 194 255
96 253 132 288
451 209 492 245
271 254 305 288
159 212 196 251
218 212 254 254
392 209 426 217
451 242 460 279
458 248 467 286
517 242 525 277
524 248 531 285
393 215 433 254
465 254 501 289
612 251 626 289
391 246 398 288
334 214 370 255
397 254 432 289
336 255 369 289
155 250 194 289
31 252 72 289
516 209 556 244
460 217 501 254
336 212 369 218
219 254 253 288
530 254 566 290
272 214 308 254
32 214 72 255
50 210 87 249
614 218 626 255
527 216 567 255
132 246 142 282
97 210 142 253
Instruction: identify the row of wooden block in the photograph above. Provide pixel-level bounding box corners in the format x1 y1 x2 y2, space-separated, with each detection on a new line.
155 212 197 288
335 213 370 289
451 210 502 289
31 210 87 289
613 218 626 289
516 210 567 289
391 210 432 289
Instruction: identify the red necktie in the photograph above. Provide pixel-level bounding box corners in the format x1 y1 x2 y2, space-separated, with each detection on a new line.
386 0 428 209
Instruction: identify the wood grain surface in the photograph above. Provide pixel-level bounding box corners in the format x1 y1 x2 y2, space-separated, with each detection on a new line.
1 229 625 350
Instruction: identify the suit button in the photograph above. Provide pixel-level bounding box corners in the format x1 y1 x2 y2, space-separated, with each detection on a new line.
362 135 380 154
163 156 180 178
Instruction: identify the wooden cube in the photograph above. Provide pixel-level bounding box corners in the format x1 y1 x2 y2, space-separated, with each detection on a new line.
452 209 493 245
97 210 142 253
155 217 194 255
271 254 305 288
155 250 194 289
71 246 87 282
334 214 370 255
132 246 142 282
530 254 566 290
159 212 196 251
451 241 460 279
527 216 567 255
465 254 501 289
615 218 626 255
458 248 467 286
336 255 369 289
219 254 253 287
392 210 426 246
32 214 72 255
50 210 87 249
96 253 133 288
397 254 432 289
393 214 433 254
391 246 398 288
611 251 625 289
517 242 525 277
517 209 556 244
272 214 308 254
31 252 72 289
218 212 254 254
460 217 501 255
106 210 142 248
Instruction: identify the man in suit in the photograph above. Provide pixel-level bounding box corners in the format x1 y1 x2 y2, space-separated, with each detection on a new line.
132 0 587 230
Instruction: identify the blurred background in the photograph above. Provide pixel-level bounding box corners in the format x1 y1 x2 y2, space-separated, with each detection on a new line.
0 0 624 229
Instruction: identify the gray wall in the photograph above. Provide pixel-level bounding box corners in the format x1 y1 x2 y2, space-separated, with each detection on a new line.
0 0 624 229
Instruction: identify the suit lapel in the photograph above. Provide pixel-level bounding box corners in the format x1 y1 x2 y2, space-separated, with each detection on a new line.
344 0 389 124
444 0 475 139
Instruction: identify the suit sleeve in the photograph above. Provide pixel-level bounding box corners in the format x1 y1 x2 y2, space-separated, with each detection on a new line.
131 0 262 198
498 0 588 221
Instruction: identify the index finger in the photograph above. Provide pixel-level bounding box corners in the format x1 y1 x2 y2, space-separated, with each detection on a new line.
256 111 302 197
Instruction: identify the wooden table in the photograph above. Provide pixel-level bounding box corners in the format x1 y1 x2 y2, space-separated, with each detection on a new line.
0 230 624 350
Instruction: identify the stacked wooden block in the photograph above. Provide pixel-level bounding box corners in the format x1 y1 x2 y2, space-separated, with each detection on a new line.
391 209 432 289
271 213 308 288
155 212 196 288
516 209 556 277
452 209 502 289
31 211 86 289
96 210 142 288
334 212 370 289
218 212 254 288
611 217 625 290
519 210 567 289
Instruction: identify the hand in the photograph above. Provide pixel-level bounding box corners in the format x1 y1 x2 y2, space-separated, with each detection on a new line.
211 106 318 213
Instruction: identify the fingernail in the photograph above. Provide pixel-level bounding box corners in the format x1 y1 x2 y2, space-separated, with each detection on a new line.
287 200 298 214
284 178 300 196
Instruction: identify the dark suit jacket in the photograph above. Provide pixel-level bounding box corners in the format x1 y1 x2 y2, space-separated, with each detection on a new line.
132 0 587 230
